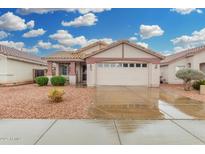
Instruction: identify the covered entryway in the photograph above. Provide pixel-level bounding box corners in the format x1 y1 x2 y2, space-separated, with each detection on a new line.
96 62 149 86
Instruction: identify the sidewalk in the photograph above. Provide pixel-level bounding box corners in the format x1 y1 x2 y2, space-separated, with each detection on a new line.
0 119 205 145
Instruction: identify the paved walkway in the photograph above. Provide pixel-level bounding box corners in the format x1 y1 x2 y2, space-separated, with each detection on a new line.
0 119 205 145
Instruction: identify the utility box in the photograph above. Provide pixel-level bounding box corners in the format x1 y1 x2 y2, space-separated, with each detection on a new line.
200 85 205 95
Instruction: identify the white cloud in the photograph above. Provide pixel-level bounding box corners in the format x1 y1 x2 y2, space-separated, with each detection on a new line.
0 31 9 40
0 40 24 49
26 20 35 29
49 29 113 49
51 44 74 51
136 42 149 48
171 27 205 49
77 8 111 14
24 47 39 53
139 24 164 39
0 40 39 53
129 37 138 42
0 12 34 31
16 8 111 15
170 8 203 15
62 13 97 27
22 28 46 38
86 38 113 46
36 40 52 49
16 9 75 15
36 40 74 51
49 30 87 46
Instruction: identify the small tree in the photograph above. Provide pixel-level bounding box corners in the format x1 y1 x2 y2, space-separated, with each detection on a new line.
176 68 205 91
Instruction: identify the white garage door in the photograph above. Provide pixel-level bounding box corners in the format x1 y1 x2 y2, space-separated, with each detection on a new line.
96 62 149 86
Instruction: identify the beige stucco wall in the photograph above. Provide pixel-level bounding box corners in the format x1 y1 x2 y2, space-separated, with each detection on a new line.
161 51 205 84
167 58 187 84
0 54 8 83
87 63 96 86
192 51 205 71
76 62 81 82
149 63 160 87
160 65 168 83
124 44 156 58
2 58 47 84
93 45 123 58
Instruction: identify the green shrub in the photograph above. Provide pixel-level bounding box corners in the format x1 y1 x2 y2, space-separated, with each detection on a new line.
192 80 205 90
176 69 205 91
35 76 49 86
50 76 66 86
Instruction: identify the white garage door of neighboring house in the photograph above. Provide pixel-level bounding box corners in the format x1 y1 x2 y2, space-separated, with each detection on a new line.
96 62 149 86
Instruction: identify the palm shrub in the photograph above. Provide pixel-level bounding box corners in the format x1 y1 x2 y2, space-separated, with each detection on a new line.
50 76 66 86
192 80 205 90
48 88 65 103
176 68 205 91
35 76 49 86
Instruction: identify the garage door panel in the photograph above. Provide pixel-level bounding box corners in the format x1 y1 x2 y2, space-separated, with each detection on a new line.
96 63 148 86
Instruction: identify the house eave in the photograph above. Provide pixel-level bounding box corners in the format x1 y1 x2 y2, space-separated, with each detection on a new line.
7 56 47 66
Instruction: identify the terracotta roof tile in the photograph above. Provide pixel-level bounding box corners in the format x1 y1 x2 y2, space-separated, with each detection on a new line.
45 41 108 60
0 44 46 65
45 40 164 60
161 46 205 65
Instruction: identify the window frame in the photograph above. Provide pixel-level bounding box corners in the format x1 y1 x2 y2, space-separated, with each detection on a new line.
123 63 128 68
142 63 147 68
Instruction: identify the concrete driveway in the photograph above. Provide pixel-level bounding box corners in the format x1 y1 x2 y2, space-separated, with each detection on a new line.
1 86 205 144
88 86 205 120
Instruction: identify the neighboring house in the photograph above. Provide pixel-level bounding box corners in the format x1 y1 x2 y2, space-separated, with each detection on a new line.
45 40 164 87
0 44 47 85
160 46 205 84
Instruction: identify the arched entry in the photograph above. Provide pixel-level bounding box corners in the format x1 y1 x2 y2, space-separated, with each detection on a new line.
200 63 205 73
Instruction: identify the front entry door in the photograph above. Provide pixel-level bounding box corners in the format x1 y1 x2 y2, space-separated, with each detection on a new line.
82 65 87 81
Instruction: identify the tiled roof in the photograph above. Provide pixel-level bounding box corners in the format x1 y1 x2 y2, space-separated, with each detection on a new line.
0 44 46 65
46 51 85 60
45 41 108 60
85 40 165 59
161 46 205 65
45 40 164 60
77 41 108 53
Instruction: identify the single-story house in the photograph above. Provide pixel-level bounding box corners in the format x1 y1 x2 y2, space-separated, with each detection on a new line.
160 46 205 84
0 44 47 85
45 40 164 87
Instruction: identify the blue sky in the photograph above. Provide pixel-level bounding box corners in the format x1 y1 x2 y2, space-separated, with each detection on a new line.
0 8 205 56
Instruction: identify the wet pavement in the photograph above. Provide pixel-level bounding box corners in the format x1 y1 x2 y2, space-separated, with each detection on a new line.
88 86 205 120
1 86 205 144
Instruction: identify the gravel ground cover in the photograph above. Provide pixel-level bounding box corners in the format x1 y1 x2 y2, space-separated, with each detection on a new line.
160 84 205 103
0 84 95 119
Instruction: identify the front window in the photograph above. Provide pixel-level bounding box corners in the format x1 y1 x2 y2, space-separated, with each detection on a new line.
59 64 68 75
123 63 128 67
136 63 141 67
129 63 135 67
142 64 147 68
